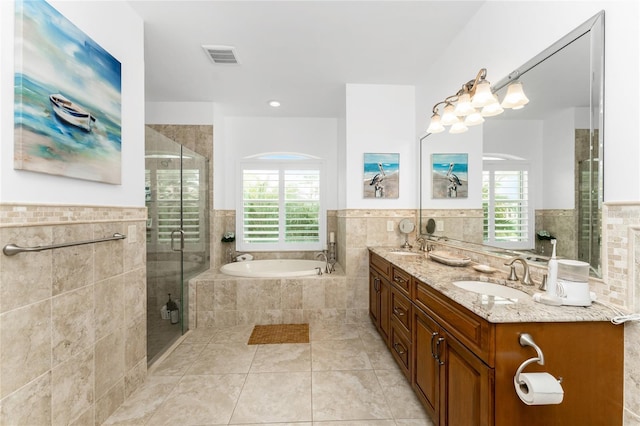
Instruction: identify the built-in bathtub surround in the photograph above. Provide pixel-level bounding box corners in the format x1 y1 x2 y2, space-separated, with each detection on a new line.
0 203 147 425
190 264 351 327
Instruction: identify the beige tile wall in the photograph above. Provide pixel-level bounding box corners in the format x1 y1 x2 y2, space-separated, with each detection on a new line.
0 204 147 425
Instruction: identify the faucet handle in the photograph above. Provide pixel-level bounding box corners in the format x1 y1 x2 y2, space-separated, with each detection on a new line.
506 264 519 281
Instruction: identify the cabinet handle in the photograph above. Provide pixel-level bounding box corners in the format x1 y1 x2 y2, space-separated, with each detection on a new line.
436 337 445 365
393 307 405 317
393 342 406 356
394 276 406 284
430 332 439 359
374 277 380 292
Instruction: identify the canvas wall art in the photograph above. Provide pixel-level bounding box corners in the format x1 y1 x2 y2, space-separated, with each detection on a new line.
363 153 399 199
432 153 468 198
14 0 122 184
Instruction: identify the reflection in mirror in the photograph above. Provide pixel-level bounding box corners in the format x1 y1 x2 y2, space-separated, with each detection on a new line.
419 11 604 278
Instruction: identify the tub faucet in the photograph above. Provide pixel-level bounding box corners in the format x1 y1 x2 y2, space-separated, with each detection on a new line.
315 251 330 274
504 256 533 286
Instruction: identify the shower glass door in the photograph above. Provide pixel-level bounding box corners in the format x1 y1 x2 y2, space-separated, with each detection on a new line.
145 127 209 364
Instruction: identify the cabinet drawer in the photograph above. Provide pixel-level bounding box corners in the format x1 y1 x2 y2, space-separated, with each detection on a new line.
391 286 411 332
391 266 411 295
370 251 391 279
413 278 494 365
390 319 411 379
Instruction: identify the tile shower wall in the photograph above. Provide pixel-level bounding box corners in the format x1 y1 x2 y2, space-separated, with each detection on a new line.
602 202 640 424
0 204 147 425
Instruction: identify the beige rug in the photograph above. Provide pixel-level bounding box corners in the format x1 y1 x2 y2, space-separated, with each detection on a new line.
247 324 310 345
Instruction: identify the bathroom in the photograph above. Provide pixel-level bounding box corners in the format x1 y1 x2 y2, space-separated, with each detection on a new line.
1 1 639 425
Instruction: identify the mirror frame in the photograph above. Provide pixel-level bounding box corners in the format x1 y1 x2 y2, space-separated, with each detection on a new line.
419 11 605 277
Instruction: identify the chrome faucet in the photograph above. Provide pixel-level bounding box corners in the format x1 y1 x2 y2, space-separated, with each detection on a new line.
315 251 330 274
416 236 427 251
504 256 533 285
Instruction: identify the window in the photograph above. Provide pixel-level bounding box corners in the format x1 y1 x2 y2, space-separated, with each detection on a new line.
145 167 204 250
238 157 325 251
482 160 533 249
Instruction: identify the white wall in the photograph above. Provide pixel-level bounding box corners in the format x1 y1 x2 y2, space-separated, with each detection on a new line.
345 84 416 209
146 102 214 125
214 116 339 210
0 0 145 207
542 108 575 209
417 1 640 204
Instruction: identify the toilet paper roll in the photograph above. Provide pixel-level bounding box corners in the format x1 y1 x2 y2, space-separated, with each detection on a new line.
514 372 564 405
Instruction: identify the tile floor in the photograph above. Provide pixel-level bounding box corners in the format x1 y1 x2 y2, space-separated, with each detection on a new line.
103 322 433 425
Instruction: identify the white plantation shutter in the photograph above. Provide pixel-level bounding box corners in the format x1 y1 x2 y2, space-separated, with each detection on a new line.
483 161 532 249
153 169 201 243
285 170 320 242
242 169 280 243
239 159 324 251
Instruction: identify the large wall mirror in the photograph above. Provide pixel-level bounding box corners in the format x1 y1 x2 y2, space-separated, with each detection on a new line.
419 11 604 278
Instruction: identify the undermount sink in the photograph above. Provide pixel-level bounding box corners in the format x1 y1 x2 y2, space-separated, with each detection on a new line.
453 281 529 300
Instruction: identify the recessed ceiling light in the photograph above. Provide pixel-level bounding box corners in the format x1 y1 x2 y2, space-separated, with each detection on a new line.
268 100 281 108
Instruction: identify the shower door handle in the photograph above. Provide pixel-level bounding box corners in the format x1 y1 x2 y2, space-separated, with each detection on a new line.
170 229 185 252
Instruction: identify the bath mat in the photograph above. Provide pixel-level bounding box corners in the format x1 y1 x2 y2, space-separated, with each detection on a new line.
248 324 309 345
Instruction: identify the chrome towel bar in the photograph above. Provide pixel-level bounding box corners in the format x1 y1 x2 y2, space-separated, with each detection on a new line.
3 233 126 256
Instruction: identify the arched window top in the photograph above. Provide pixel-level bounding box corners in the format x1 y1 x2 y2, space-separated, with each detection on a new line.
245 152 321 160
483 153 526 161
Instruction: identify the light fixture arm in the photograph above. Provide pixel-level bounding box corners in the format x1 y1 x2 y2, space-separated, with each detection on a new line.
426 67 526 135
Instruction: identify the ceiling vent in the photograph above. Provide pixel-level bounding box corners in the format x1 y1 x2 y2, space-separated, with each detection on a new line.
202 45 240 65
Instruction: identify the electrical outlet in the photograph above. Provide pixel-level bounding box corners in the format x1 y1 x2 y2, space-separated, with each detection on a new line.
387 220 395 232
128 225 137 243
436 220 444 232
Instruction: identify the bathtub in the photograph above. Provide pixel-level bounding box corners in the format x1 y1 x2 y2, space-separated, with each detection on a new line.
220 259 327 278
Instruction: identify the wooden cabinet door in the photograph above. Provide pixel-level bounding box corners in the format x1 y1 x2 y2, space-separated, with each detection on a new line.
440 332 494 426
369 269 380 324
369 269 390 344
413 307 440 423
379 276 390 342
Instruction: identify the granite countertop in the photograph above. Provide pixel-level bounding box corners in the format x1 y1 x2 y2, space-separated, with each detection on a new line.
369 246 621 323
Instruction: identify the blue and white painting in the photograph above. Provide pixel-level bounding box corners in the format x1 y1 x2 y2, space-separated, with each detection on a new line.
363 153 399 198
14 0 122 184
432 153 468 198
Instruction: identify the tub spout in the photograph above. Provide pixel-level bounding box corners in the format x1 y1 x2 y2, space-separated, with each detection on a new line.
315 251 330 274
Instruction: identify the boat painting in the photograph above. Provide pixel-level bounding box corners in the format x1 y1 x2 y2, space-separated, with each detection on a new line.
49 94 96 132
14 0 122 184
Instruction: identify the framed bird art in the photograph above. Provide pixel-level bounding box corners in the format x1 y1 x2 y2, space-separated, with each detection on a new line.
363 153 399 199
432 153 468 198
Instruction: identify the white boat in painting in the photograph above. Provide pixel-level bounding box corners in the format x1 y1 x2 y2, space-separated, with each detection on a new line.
49 94 96 131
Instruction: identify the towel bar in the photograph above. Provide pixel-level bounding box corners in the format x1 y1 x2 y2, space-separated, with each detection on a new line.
3 233 126 256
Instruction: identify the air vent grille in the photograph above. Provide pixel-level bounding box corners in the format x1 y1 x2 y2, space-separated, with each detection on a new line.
202 45 239 65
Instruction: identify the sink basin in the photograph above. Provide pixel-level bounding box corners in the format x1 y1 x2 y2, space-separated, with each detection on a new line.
389 249 420 256
453 281 529 300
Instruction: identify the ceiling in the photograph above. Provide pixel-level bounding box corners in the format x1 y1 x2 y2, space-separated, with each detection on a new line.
128 1 485 118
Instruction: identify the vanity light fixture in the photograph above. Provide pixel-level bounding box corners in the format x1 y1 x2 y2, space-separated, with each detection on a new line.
426 68 528 134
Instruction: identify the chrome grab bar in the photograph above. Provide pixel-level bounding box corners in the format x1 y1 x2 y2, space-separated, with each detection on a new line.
3 233 126 256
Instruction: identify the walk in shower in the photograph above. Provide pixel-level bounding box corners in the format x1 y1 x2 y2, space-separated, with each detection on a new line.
145 126 209 364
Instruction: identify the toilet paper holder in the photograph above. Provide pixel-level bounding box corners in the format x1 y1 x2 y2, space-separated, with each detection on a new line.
514 333 562 386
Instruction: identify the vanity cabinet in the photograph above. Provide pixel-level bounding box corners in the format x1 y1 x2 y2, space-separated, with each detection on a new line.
368 250 624 426
389 285 412 379
369 252 391 344
413 285 493 426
